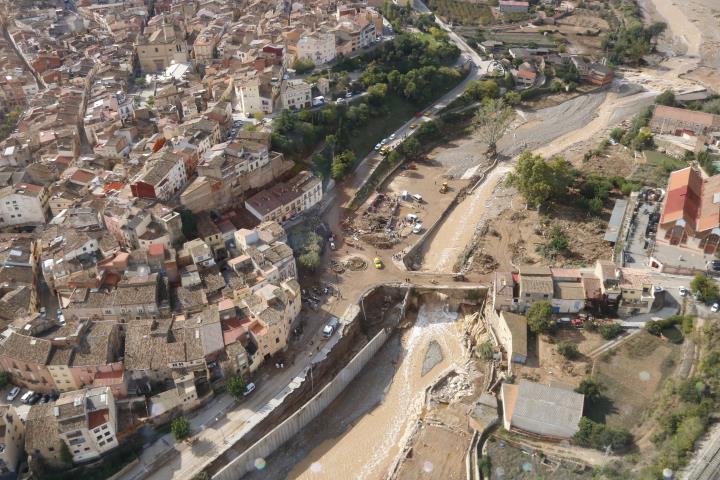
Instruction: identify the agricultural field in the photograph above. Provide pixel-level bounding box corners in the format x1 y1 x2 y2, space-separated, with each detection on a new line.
426 0 494 26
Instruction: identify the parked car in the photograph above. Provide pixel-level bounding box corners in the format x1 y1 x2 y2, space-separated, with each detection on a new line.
679 287 688 297
345 91 352 98
6 386 20 402
412 223 423 234
58 314 65 325
712 303 719 313
654 286 664 293
20 391 34 404
40 395 50 404
243 382 256 396
56 308 62 317
374 143 382 151
389 133 396 141
322 318 339 338
49 393 59 402
571 318 584 328
28 393 41 405
374 257 383 269
410 124 418 129
556 317 571 325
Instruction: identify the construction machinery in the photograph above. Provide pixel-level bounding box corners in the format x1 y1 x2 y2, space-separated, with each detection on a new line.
439 181 449 193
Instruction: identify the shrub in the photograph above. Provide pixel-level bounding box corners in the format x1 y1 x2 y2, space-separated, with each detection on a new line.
478 341 494 360
610 127 625 142
557 341 580 359
599 323 623 340
655 90 675 106
574 417 633 451
691 273 720 303
171 417 191 441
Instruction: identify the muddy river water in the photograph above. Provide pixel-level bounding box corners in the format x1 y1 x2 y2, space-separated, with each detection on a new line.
285 300 465 479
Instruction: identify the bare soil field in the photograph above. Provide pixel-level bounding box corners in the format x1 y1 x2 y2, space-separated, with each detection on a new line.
574 144 637 177
468 195 612 274
343 159 469 251
395 423 470 480
592 331 681 430
515 328 607 387
554 9 611 55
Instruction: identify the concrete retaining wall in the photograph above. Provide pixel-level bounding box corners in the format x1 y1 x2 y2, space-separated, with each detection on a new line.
402 158 499 271
213 327 393 480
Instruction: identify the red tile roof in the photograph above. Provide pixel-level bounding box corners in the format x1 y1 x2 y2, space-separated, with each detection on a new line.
661 167 720 233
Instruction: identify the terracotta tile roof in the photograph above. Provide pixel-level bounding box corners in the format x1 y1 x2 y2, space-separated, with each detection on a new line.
661 167 720 232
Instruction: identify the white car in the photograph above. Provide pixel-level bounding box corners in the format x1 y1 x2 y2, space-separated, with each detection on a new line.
374 143 382 151
389 133 396 140
6 386 20 402
20 390 34 404
654 286 664 293
243 383 256 396
679 287 688 297
712 303 719 313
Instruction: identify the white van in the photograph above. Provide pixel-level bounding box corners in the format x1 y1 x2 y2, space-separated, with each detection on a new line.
20 390 34 404
412 223 423 234
412 194 423 203
406 214 418 223
322 318 339 338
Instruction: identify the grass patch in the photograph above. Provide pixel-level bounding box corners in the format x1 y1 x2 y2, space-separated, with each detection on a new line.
346 94 418 161
593 332 681 429
629 150 687 187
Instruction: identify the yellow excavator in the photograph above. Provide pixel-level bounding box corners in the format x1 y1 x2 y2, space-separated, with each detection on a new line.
439 181 448 194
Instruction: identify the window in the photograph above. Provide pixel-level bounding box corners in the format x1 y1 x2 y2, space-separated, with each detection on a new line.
99 441 105 446
105 431 111 437
154 47 158 53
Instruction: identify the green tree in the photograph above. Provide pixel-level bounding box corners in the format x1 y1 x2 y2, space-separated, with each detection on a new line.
575 377 605 404
557 341 579 359
504 91 521 105
0 372 8 389
702 98 720 115
299 251 321 271
473 98 514 156
60 442 73 465
527 301 556 334
147 96 155 107
331 150 356 179
655 90 675 106
574 417 633 451
631 127 653 151
367 83 388 105
292 57 315 74
507 151 575 207
690 273 720 303
227 374 247 399
191 472 211 480
178 208 198 240
171 416 191 441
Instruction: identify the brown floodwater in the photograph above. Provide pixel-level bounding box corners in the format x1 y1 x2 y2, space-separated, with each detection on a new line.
288 299 465 479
